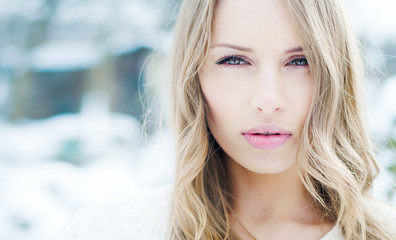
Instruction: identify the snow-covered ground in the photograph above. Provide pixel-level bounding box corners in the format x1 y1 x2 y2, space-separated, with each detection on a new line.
0 91 175 240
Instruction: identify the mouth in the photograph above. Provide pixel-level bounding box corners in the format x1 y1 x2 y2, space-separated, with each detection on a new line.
242 125 292 150
243 127 293 136
251 132 282 136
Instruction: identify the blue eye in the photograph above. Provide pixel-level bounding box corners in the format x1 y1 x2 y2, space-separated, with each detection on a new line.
288 57 309 66
216 56 249 65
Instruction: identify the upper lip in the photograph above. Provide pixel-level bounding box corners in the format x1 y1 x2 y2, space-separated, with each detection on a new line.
242 124 293 135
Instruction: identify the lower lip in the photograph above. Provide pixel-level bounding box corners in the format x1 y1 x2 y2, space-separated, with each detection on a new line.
243 133 292 150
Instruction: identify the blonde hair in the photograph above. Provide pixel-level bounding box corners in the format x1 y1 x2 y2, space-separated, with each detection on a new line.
168 0 396 239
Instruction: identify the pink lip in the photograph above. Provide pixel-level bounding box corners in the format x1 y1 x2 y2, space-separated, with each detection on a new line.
242 125 292 150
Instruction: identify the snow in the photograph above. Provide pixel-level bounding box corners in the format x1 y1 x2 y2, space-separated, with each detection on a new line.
0 105 174 239
346 0 396 42
31 42 102 72
0 0 43 21
367 75 396 137
372 150 396 202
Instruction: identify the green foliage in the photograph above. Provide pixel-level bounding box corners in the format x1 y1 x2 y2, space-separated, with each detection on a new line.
388 162 396 176
385 134 396 200
387 137 396 175
387 138 396 151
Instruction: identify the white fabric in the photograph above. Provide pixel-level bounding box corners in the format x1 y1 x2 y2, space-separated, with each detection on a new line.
320 224 343 240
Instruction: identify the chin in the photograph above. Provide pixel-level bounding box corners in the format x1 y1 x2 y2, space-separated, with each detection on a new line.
246 163 296 175
230 154 298 175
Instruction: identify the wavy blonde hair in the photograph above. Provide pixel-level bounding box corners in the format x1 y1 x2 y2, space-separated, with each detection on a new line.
168 0 396 239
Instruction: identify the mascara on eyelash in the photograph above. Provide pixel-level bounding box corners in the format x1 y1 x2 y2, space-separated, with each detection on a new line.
215 55 235 65
215 55 247 65
215 56 308 66
289 57 309 66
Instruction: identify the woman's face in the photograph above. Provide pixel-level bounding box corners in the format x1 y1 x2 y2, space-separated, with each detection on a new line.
199 0 313 174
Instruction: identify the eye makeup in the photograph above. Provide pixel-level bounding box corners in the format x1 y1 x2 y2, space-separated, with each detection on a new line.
285 55 309 69
215 55 250 66
214 54 309 70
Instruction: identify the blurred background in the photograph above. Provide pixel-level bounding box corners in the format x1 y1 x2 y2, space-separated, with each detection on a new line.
0 0 395 239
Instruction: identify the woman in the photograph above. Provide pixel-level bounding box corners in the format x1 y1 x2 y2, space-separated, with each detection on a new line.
169 0 396 239
61 0 396 239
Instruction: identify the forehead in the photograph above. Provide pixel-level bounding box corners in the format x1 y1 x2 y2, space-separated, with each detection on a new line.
212 0 301 51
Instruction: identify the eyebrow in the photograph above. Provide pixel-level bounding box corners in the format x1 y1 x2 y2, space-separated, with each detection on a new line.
211 43 304 54
285 46 303 54
211 43 253 52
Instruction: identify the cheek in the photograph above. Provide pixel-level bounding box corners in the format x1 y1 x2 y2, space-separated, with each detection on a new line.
287 75 313 126
301 77 314 113
200 65 251 102
199 71 245 132
202 84 234 130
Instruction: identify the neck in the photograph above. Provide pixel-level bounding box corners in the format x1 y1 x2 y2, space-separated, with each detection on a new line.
227 157 322 224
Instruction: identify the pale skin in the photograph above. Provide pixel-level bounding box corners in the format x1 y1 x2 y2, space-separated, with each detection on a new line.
198 0 335 239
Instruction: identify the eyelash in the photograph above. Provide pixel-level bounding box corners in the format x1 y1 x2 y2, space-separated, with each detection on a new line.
215 55 249 65
215 55 309 68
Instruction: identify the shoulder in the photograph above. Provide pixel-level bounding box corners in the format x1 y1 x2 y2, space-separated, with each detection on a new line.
59 185 173 240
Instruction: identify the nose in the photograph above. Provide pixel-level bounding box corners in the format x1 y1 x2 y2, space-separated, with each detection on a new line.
250 67 286 113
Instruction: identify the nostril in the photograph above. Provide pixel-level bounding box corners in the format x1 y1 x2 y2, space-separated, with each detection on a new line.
254 105 282 113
